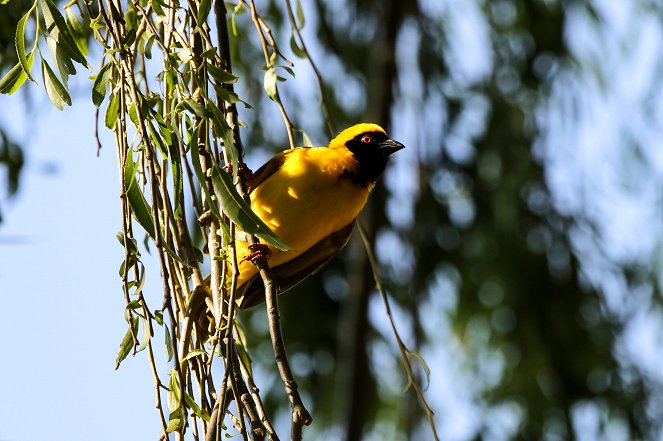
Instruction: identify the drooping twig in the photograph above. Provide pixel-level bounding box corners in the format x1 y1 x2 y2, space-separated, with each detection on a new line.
357 222 439 441
216 1 312 437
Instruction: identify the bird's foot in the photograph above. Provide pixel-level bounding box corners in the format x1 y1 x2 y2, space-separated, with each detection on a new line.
223 161 252 181
242 243 271 263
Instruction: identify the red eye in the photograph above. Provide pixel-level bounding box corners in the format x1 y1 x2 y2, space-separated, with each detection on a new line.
361 135 372 144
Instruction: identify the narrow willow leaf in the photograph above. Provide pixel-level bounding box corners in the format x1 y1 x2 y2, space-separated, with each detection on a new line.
188 125 222 221
122 28 137 48
166 408 183 432
150 0 165 17
263 67 277 101
180 98 208 118
164 324 173 362
15 4 36 82
45 34 75 87
205 100 238 169
407 349 432 389
115 317 139 369
196 0 212 26
295 0 305 29
184 392 210 421
146 119 166 156
123 151 156 238
105 91 120 128
169 142 183 218
230 1 244 36
137 317 150 352
212 84 250 108
125 300 142 310
181 349 207 363
41 0 89 68
280 64 295 78
41 59 71 110
144 35 155 59
167 369 180 412
65 8 88 56
154 309 164 326
92 62 112 107
200 47 217 59
289 34 306 58
211 166 289 250
0 54 33 94
206 62 238 84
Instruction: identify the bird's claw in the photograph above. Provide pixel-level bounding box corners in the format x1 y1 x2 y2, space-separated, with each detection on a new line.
223 161 252 181
241 243 271 263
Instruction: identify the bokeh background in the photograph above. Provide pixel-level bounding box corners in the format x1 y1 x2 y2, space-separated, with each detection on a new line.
2 0 663 440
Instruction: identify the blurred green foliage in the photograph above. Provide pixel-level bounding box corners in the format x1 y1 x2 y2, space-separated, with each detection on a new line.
233 1 661 440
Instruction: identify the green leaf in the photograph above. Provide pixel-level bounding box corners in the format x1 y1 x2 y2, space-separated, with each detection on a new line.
15 4 37 82
125 300 142 310
122 28 137 48
41 0 89 68
41 59 71 110
196 0 212 26
164 324 173 362
45 33 76 87
92 62 113 107
206 62 238 84
289 34 306 58
144 35 156 59
105 91 120 128
154 309 164 326
0 55 33 94
263 67 277 101
200 47 217 59
180 98 209 118
166 408 183 432
123 150 156 238
181 349 208 363
150 0 166 17
167 369 180 411
212 84 251 108
295 0 305 29
137 316 151 352
188 123 222 221
184 392 210 421
407 349 432 390
115 316 139 369
211 166 289 250
65 8 88 56
205 100 238 170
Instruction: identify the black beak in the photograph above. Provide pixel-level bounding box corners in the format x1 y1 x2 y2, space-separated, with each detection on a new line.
379 139 405 156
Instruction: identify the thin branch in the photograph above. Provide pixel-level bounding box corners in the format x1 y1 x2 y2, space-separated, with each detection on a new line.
357 222 440 441
282 0 335 137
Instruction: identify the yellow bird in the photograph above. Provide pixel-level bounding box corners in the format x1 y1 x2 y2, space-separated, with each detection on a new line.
233 123 404 308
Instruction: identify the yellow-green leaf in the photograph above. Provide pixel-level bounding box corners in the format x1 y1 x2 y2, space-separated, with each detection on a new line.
92 62 113 107
211 166 289 250
123 151 156 238
0 54 33 94
15 4 37 82
41 59 71 110
115 317 139 369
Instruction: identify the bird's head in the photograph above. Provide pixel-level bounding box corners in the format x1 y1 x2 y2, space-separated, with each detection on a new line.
329 123 405 188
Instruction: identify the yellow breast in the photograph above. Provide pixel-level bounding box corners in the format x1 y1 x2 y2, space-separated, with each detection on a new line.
235 147 369 286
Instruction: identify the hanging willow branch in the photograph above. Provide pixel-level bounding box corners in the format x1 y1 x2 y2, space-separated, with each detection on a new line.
1 0 438 439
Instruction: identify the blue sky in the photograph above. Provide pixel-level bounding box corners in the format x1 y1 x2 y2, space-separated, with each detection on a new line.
0 95 161 440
